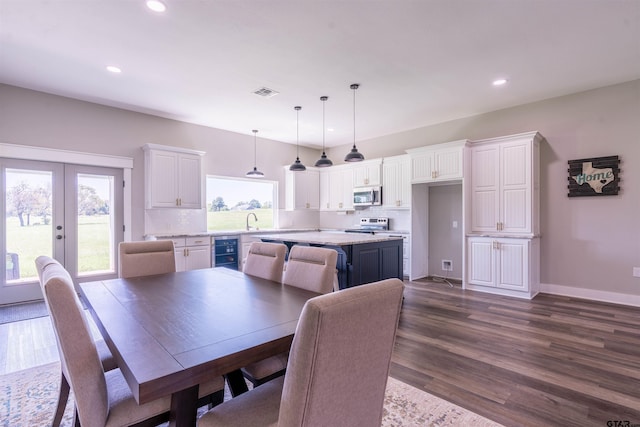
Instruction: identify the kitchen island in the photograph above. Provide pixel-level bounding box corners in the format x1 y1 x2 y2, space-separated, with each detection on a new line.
257 231 403 289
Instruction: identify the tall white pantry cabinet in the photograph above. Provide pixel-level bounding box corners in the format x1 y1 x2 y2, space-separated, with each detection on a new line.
464 131 543 299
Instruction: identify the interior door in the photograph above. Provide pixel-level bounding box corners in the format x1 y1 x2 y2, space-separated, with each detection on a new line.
1 158 123 305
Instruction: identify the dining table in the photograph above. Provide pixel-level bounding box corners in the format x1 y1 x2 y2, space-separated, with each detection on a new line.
79 267 320 427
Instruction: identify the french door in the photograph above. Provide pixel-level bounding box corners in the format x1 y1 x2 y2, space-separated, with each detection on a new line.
1 158 124 305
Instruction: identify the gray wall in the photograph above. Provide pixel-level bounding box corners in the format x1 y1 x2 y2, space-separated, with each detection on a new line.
2 80 639 300
0 83 320 240
326 79 640 299
428 184 463 280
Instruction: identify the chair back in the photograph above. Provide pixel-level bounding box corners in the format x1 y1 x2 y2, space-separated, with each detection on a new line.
35 256 109 427
243 242 287 283
278 278 404 427
119 240 176 278
282 245 338 294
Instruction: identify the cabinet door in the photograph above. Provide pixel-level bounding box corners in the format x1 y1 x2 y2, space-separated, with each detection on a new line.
286 169 319 210
467 238 496 287
500 141 531 234
382 156 410 208
328 168 353 211
177 153 202 208
470 145 500 233
319 170 331 211
353 161 381 187
184 245 211 270
411 151 434 183
434 147 463 181
174 249 186 272
149 150 180 208
496 239 528 291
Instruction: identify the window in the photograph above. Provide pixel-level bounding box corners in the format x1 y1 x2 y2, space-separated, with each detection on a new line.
206 176 277 231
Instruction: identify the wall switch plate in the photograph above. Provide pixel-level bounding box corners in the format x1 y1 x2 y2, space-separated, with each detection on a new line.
634 267 640 278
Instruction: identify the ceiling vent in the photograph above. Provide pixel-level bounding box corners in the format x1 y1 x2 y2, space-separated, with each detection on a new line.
253 87 279 98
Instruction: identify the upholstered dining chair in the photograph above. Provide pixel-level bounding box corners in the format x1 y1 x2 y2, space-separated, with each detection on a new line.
199 278 404 427
118 240 176 279
242 241 287 283
35 256 225 427
241 245 339 387
35 257 118 427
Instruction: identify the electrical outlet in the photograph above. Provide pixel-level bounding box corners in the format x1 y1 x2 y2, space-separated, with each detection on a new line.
634 267 640 278
442 260 453 272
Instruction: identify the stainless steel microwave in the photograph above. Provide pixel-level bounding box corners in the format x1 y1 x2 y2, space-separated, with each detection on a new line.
353 186 381 206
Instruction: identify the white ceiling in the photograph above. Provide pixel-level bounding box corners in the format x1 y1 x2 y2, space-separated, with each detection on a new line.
1 0 639 149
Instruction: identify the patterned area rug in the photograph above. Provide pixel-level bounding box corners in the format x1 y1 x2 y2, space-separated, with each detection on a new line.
0 363 501 426
0 301 49 325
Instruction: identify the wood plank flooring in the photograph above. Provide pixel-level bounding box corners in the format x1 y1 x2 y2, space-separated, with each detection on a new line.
1 279 639 426
390 279 640 427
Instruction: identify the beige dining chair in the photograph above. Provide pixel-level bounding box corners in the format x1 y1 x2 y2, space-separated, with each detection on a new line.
35 257 118 427
242 241 287 283
199 278 404 427
35 256 225 427
118 240 176 279
241 245 338 387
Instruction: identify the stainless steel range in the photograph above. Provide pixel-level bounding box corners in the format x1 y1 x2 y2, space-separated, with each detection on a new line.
345 217 389 234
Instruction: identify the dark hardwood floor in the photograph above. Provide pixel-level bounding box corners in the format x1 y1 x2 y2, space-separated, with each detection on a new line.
389 279 640 427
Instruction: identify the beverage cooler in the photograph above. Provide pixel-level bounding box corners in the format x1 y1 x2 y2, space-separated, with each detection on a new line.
212 236 239 270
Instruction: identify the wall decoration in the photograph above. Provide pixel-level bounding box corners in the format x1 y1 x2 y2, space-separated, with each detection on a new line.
567 155 620 197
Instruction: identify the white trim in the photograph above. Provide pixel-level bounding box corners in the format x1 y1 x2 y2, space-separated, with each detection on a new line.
1 142 133 240
540 282 640 307
1 142 133 169
142 143 205 157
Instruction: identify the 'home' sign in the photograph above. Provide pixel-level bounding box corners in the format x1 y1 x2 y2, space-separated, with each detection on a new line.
567 155 620 197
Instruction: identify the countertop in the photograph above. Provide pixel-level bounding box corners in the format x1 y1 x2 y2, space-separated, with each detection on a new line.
256 231 403 246
147 228 409 241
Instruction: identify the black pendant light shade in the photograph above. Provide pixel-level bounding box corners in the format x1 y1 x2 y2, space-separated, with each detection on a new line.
315 96 333 167
344 83 365 162
290 106 307 171
246 129 264 178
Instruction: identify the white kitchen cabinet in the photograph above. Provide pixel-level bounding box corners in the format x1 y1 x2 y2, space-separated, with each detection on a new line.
165 236 211 272
329 166 354 211
407 140 466 184
468 132 541 236
352 159 382 187
319 166 353 212
284 167 319 211
143 144 204 209
382 155 411 209
466 236 539 298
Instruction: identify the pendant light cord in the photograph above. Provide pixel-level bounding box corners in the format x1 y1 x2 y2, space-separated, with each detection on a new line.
253 130 258 167
352 84 357 149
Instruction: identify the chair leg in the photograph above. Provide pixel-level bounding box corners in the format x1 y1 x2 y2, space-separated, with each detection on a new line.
52 372 70 427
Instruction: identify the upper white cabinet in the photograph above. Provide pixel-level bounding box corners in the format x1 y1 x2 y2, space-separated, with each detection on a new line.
406 140 466 184
284 167 320 211
330 166 354 211
352 159 382 187
320 166 354 211
143 144 204 209
468 132 541 236
382 155 411 209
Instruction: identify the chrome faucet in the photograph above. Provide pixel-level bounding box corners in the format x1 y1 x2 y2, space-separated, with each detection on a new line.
246 212 258 231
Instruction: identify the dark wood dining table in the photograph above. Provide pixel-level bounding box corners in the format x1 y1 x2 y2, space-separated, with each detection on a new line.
79 267 319 427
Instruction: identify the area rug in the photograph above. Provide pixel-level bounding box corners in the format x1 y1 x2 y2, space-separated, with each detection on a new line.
0 301 49 325
0 363 502 427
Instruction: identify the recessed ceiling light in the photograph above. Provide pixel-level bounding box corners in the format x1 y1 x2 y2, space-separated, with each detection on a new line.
327 128 334 132
146 0 166 12
492 78 508 86
106 65 122 73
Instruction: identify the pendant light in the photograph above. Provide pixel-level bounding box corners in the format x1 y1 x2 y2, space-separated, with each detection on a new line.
344 83 365 162
314 96 333 167
289 106 306 171
246 129 264 178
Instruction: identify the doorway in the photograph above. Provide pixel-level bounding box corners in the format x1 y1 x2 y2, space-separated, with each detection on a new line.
1 158 124 305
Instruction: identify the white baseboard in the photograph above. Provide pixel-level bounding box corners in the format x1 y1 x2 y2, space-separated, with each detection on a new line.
540 283 640 307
